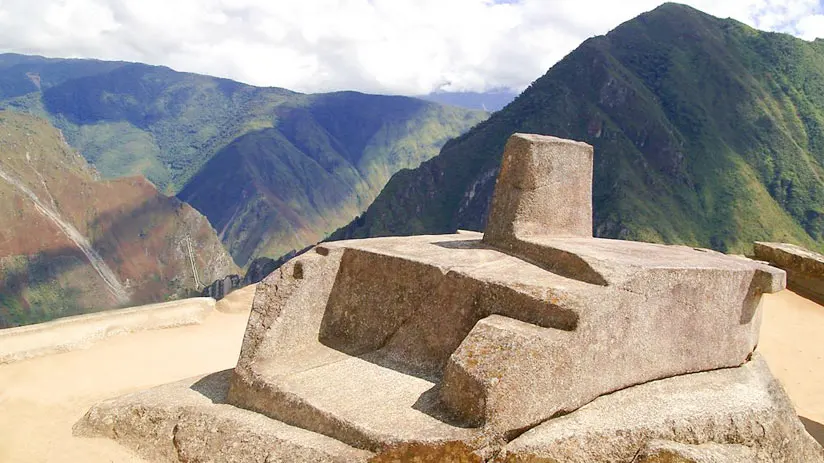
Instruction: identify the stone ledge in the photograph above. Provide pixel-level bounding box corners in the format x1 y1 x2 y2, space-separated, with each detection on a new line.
0 297 215 364
496 354 824 462
74 370 372 463
754 242 824 305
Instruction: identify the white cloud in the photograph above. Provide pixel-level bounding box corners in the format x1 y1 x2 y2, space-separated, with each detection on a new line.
796 14 824 39
0 0 821 95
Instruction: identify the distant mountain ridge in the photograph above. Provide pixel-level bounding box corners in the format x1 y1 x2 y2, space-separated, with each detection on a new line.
178 91 485 265
0 111 237 327
0 54 487 265
420 90 518 111
332 3 824 254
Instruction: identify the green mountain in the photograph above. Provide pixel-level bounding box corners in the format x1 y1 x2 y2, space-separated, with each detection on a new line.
331 3 824 254
178 93 485 265
0 55 487 265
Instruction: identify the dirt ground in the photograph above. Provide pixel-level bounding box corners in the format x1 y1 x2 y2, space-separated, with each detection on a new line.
0 285 820 462
0 285 256 463
758 289 824 446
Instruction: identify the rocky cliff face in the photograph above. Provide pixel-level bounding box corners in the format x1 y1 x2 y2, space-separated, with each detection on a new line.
0 111 237 327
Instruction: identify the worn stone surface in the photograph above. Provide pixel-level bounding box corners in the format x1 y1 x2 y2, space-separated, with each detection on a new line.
481 135 783 293
228 244 487 453
632 440 756 462
74 370 372 463
754 241 824 305
369 442 488 463
225 132 788 449
496 355 824 463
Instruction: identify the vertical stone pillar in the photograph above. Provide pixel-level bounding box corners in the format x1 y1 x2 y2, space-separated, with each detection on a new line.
483 133 594 247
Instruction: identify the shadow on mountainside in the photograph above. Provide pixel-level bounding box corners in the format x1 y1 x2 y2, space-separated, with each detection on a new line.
0 246 109 328
0 193 230 329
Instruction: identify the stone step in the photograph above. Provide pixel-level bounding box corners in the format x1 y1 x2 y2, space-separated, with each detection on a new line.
74 370 373 463
229 343 482 453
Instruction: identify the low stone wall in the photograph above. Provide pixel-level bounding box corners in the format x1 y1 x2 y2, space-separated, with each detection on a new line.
754 242 824 305
0 297 215 364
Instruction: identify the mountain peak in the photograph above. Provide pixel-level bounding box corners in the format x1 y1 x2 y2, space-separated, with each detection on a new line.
331 3 824 255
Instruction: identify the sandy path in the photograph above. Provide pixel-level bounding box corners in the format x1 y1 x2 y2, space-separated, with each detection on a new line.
758 290 824 446
0 289 254 463
0 287 820 461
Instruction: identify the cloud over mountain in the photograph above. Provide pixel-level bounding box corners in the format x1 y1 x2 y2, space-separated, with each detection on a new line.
0 0 822 94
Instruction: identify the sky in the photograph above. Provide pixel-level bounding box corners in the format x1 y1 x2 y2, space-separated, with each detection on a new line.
0 0 823 95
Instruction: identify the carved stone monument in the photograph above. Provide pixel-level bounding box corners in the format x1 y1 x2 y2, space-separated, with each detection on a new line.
75 134 822 462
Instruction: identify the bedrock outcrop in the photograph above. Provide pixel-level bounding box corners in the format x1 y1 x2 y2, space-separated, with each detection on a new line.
496 354 822 462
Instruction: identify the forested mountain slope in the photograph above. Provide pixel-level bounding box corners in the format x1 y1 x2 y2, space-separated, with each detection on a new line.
0 54 486 264
332 3 824 254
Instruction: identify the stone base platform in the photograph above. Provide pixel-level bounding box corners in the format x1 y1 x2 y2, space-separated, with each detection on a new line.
74 370 373 463
229 342 482 452
228 231 783 446
75 355 823 462
498 355 823 462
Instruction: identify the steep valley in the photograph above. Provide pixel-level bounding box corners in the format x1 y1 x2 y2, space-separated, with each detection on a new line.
0 56 487 265
0 111 237 327
5 2 824 327
178 93 485 264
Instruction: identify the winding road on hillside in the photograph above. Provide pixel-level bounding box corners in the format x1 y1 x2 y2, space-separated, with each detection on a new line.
0 165 130 304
